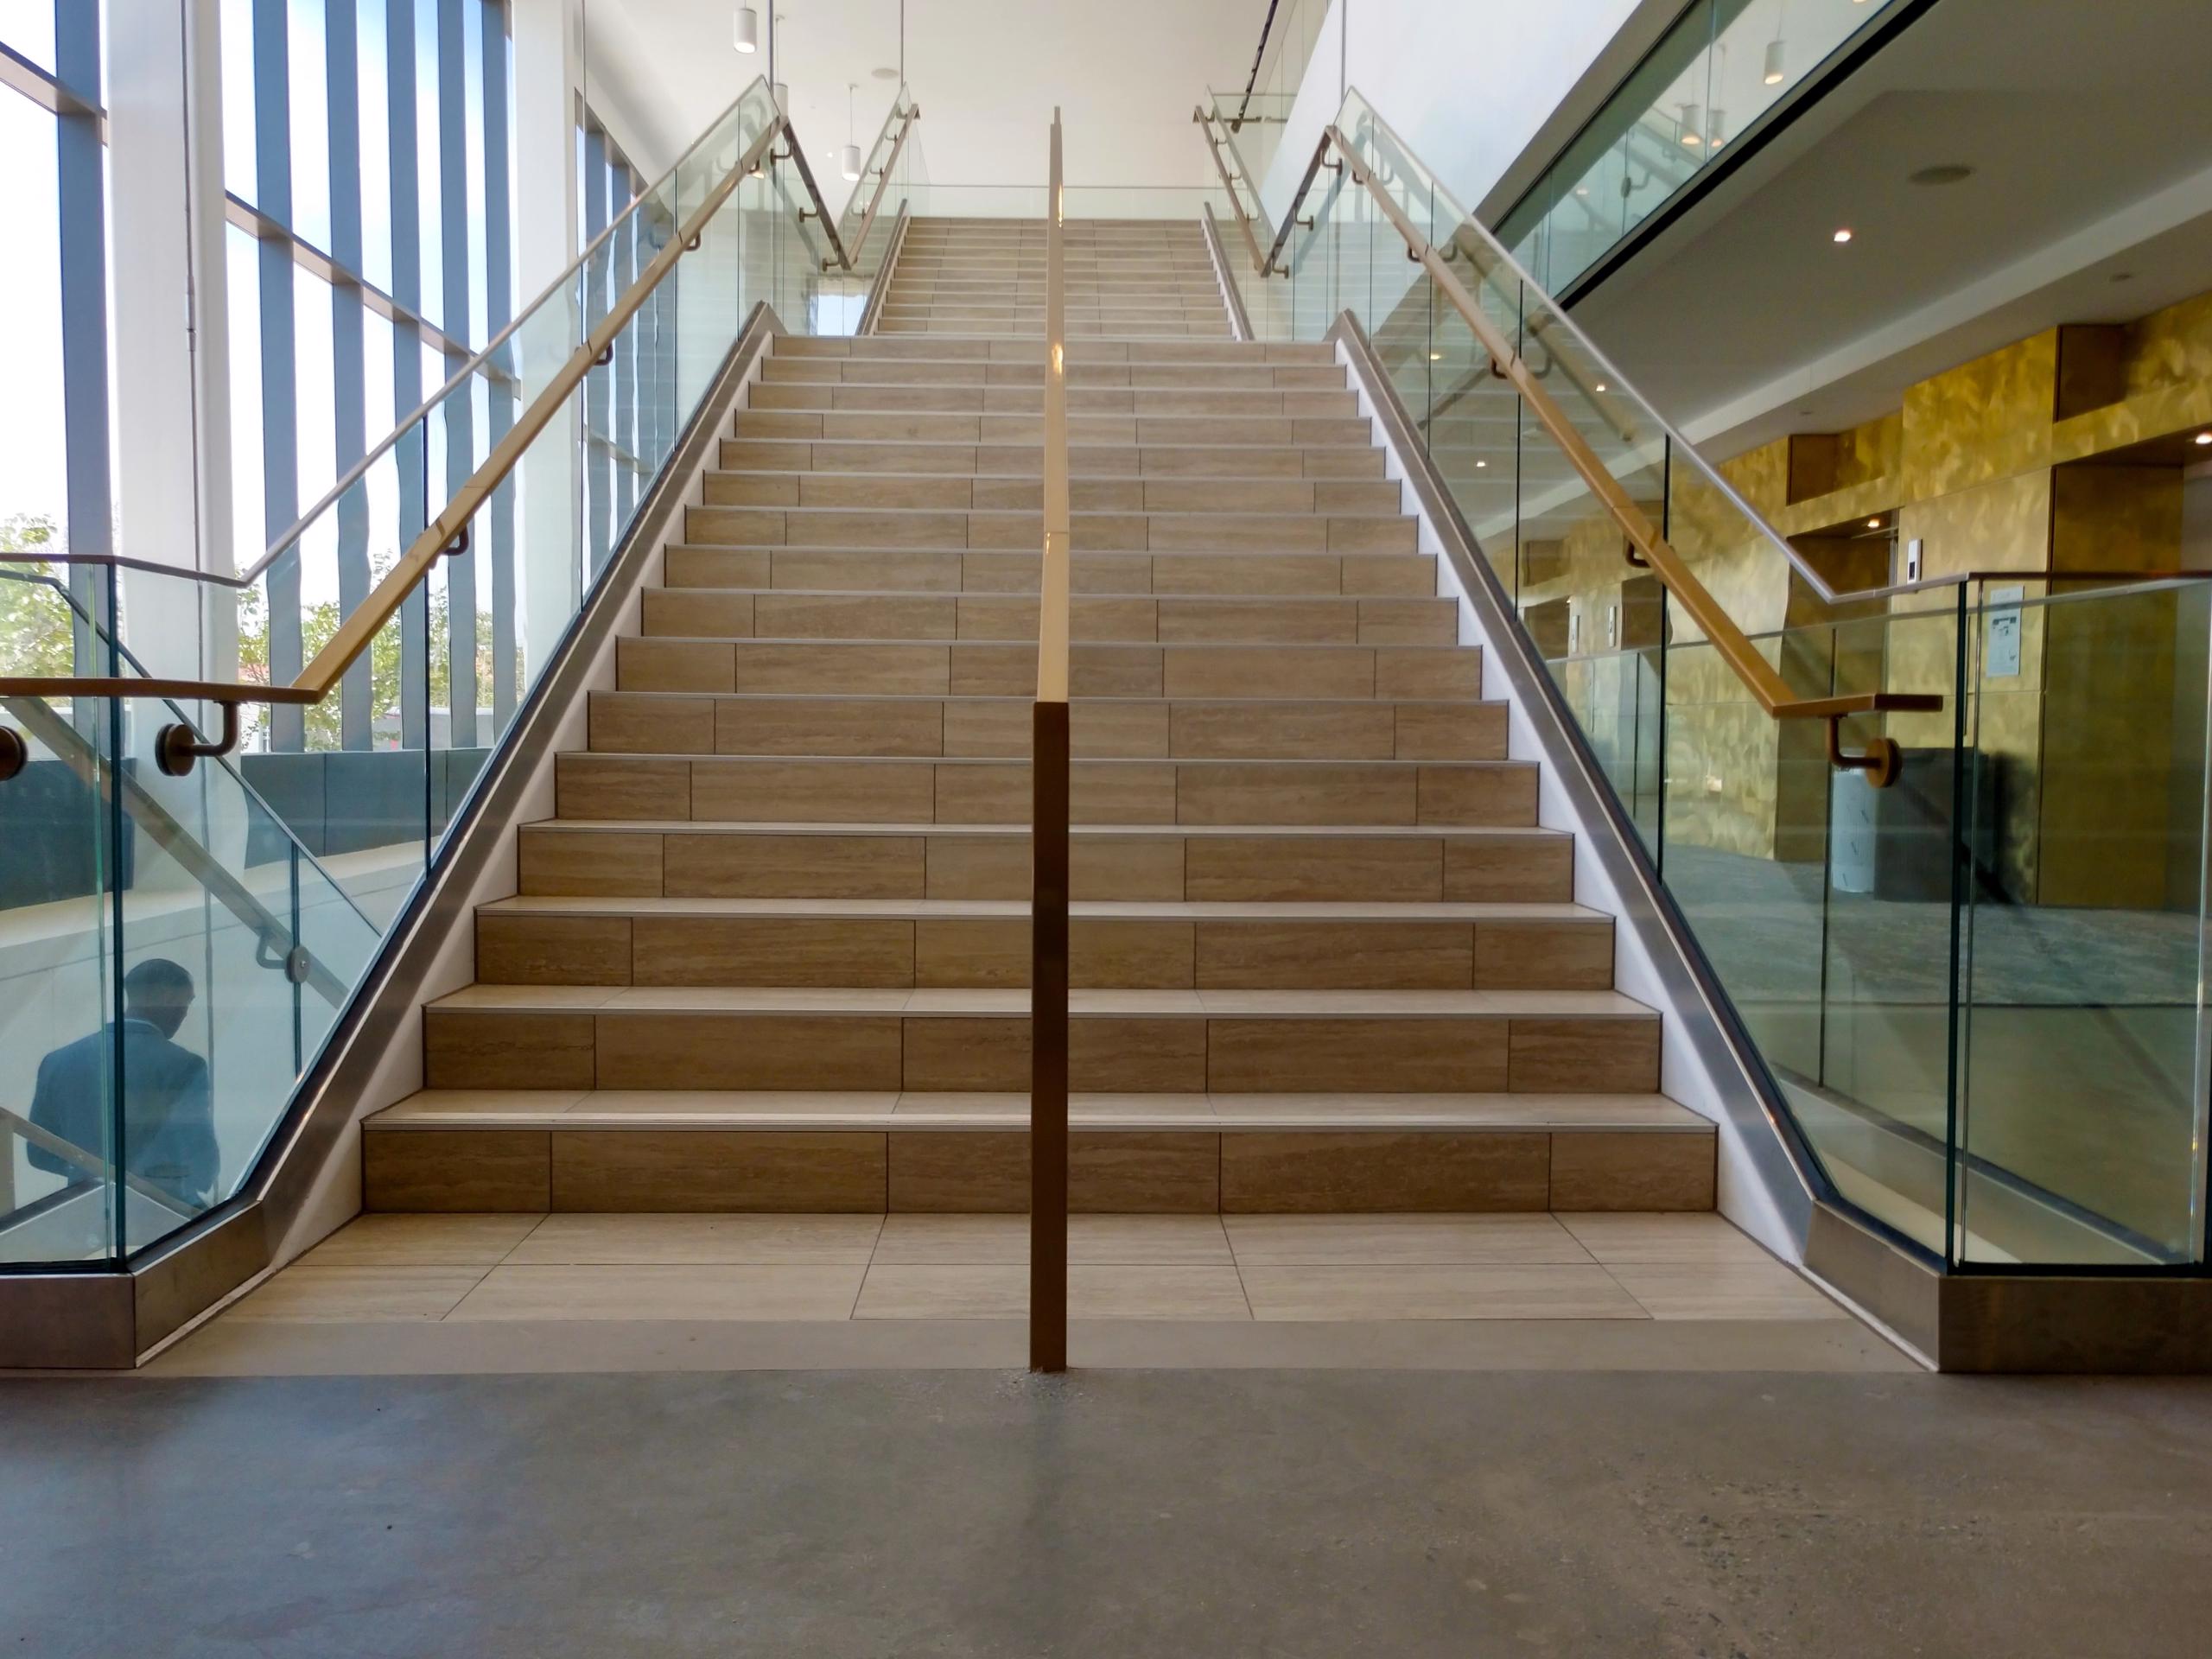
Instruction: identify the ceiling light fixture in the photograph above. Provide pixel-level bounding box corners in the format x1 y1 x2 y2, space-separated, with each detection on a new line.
2196 431 2212 446
1593 382 1608 392
1678 103 1703 147
841 83 862 182
1833 227 1853 244
1868 518 1883 529
733 6 758 52
1476 460 1488 468
1429 351 1442 360
1764 40 1786 85
1909 163 1975 187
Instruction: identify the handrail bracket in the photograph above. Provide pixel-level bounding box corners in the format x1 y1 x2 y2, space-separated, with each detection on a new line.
156 701 242 779
1827 716 1904 791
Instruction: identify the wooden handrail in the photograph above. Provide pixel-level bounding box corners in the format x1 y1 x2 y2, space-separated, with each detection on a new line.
1030 107 1071 1376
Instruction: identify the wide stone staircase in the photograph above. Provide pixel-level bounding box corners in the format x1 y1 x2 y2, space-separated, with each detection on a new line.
360 217 1714 1220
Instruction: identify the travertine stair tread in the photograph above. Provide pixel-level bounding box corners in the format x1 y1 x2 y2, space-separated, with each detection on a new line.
480 894 1605 923
429 983 1654 1018
370 1089 1704 1133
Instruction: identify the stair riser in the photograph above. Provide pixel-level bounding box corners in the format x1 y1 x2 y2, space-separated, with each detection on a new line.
515 827 1575 906
422 1006 1659 1095
475 912 1613 993
718 440 1387 479
636 591 1454 646
733 411 1375 447
363 1123 1714 1215
775 336 1332 363
747 384 1352 416
760 359 1346 390
618 639 1484 700
552 754 1540 829
587 692 1506 762
661 547 1436 599
701 474 1402 515
682 506 1416 553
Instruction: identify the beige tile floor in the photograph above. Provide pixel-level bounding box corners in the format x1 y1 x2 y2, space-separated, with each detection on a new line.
220 1211 1848 1326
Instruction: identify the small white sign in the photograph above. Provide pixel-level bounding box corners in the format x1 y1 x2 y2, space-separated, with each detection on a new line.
1986 584 2025 678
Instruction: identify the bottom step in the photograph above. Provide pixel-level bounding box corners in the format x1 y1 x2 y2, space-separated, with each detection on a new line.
364 1092 1716 1215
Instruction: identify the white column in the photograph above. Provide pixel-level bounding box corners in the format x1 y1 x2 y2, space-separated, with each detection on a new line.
107 0 233 684
512 0 584 683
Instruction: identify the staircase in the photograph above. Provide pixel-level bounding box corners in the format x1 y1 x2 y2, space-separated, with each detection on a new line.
361 217 1714 1221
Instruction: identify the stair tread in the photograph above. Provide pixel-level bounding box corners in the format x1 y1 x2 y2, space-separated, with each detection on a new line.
429 984 1655 1018
369 1089 1704 1133
480 894 1605 922
566 751 1529 770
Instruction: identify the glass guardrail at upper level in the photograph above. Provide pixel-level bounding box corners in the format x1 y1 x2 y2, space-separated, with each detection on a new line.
1193 85 2212 1275
1497 0 1910 296
0 73 916 1270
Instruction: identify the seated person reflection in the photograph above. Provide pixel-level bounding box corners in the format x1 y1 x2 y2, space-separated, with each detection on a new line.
29 958 219 1211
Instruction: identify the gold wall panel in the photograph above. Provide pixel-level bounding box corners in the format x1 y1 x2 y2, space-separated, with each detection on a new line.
1901 330 2058 503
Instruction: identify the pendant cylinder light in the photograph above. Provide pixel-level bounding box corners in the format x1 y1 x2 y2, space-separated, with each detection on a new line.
1764 38 1786 84
841 82 861 181
1678 102 1702 146
734 7 759 52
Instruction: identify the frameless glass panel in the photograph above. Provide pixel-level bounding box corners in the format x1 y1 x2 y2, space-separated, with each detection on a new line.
0 679 122 1266
1955 577 2212 1266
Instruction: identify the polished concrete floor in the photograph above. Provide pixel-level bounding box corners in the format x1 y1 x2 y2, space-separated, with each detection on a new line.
5 1369 2211 1656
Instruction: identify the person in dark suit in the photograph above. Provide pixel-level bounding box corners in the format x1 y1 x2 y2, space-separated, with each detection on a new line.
29 958 219 1211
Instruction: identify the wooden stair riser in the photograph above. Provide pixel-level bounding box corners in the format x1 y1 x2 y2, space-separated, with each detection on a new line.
552 753 1541 829
660 547 1437 599
700 473 1402 515
476 910 1614 992
717 439 1388 479
514 824 1577 906
618 638 1484 700
681 505 1416 551
587 693 1504 763
362 1122 1714 1216
735 410 1376 446
422 1004 1661 1096
635 590 1454 646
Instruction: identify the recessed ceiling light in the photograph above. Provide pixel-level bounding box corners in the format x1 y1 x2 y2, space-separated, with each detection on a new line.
1429 352 1442 360
2196 431 2212 446
1867 518 1883 529
2110 270 2135 283
1575 186 1589 196
1909 163 1975 187
1833 227 1853 244
1476 460 1488 468
871 66 899 79
1593 382 1608 392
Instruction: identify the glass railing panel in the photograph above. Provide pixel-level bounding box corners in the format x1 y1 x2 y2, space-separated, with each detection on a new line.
1501 0 1906 294
110 695 383 1254
1954 575 2212 1267
0 687 122 1266
1 75 880 1272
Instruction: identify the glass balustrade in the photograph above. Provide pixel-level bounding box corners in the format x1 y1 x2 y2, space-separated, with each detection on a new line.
1497 0 1908 296
1219 86 2212 1273
0 74 894 1268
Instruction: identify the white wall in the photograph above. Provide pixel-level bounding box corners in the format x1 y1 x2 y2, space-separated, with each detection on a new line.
1262 0 1643 232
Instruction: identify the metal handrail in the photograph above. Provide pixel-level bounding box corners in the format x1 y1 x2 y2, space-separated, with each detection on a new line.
0 96 804 750
818 94 919 273
1192 105 1272 268
1029 107 1071 1376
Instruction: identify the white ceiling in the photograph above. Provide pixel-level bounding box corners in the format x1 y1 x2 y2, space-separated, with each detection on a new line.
1570 0 2212 454
582 0 1262 210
